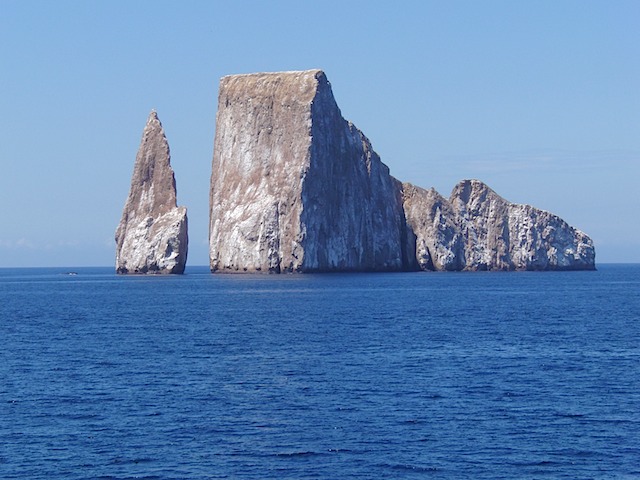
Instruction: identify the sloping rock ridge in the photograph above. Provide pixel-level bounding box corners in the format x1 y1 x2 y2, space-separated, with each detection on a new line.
209 69 595 272
403 180 595 271
116 110 188 274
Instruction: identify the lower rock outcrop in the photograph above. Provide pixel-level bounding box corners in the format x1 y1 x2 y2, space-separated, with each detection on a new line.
116 110 188 274
403 180 595 271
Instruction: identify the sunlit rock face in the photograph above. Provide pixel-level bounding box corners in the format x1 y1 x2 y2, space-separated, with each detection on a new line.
115 111 188 274
403 179 596 271
449 179 595 271
209 69 410 272
402 183 465 271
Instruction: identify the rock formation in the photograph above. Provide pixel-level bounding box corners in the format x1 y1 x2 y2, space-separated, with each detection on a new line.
403 180 595 271
116 110 188 274
209 70 410 272
209 69 595 272
402 183 464 271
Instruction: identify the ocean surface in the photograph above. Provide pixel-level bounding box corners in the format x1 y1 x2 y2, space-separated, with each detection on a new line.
1 265 639 479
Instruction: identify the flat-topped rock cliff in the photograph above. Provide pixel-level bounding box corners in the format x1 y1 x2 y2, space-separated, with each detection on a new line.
116 110 188 274
209 69 595 272
209 70 410 272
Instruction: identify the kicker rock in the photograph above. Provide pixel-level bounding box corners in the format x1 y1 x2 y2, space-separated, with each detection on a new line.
209 69 411 272
115 110 188 274
449 180 595 271
209 69 595 273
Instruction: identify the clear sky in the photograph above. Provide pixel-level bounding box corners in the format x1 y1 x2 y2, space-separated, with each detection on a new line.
1 0 638 267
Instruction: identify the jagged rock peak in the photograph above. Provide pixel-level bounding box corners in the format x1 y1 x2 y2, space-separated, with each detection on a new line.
115 110 188 274
449 179 595 270
403 178 595 271
209 69 409 273
402 182 464 271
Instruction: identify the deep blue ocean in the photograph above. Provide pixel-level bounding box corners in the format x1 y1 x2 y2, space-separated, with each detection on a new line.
1 265 639 479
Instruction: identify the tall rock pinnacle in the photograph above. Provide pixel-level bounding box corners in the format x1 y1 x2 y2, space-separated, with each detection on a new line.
115 110 188 274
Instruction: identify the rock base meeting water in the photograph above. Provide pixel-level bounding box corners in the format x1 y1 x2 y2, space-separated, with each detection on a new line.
115 111 188 274
209 70 595 273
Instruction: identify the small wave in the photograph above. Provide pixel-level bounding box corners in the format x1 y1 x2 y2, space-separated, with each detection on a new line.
502 391 527 398
554 411 586 418
426 393 445 400
402 418 422 424
110 457 155 465
274 451 322 458
512 460 561 467
381 463 440 473
96 476 162 480
327 448 354 453
56 413 102 421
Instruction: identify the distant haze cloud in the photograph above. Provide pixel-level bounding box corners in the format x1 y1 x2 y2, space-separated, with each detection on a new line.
1 238 81 250
1 238 36 249
439 149 638 174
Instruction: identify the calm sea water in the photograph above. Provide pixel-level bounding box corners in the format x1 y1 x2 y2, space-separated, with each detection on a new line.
1 265 638 479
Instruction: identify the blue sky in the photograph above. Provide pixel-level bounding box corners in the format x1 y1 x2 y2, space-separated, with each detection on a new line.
1 0 638 267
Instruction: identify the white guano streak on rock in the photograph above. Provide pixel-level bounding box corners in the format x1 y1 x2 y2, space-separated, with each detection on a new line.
403 179 595 271
209 71 316 272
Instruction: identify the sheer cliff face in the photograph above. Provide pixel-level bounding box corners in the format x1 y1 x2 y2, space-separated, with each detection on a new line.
403 179 595 271
300 72 407 271
209 70 408 272
115 111 188 274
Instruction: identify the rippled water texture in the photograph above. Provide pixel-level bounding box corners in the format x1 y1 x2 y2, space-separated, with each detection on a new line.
1 265 639 479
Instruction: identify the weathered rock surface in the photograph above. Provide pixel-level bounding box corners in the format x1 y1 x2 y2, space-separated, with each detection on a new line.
209 69 410 272
209 69 595 272
116 110 188 274
403 179 595 271
451 179 595 270
402 183 464 271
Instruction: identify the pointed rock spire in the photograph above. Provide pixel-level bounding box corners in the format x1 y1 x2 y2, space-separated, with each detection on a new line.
115 110 188 274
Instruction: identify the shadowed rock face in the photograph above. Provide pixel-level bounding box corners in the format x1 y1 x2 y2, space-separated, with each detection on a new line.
209 69 595 273
116 111 188 274
209 70 410 272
